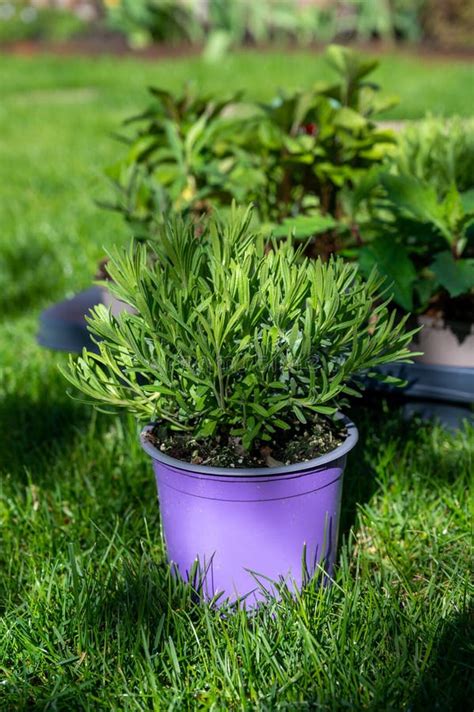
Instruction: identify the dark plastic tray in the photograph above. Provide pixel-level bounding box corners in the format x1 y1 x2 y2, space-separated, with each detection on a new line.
377 362 474 405
37 287 103 353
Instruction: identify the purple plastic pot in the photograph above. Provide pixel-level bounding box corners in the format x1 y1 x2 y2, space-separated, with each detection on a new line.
140 415 358 606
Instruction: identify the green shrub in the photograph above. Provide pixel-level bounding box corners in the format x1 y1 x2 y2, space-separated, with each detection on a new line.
393 116 474 197
359 174 474 314
228 45 397 229
346 118 474 316
64 207 414 452
342 0 424 42
105 45 397 246
103 84 244 237
102 46 474 320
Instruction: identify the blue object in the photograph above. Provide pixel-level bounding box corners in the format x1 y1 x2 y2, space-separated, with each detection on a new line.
377 362 474 404
37 286 103 353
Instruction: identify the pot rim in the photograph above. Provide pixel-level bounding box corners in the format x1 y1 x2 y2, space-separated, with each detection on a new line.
140 413 358 478
414 314 474 335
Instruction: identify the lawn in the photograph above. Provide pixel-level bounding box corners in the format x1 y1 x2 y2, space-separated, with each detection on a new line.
0 50 473 710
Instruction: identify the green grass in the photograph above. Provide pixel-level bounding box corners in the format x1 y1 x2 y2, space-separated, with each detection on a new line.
0 51 473 709
1 385 472 709
1 49 473 118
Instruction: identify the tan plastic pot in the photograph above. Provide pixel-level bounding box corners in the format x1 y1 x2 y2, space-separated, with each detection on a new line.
369 313 474 419
410 315 474 368
100 286 136 317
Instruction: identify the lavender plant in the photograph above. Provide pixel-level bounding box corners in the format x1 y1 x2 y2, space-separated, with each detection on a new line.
64 207 415 452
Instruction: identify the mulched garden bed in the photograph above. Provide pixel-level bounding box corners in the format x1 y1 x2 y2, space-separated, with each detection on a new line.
2 36 474 62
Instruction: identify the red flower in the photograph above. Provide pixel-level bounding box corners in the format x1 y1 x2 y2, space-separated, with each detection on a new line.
303 122 318 136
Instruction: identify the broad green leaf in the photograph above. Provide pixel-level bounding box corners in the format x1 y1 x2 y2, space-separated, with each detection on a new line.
358 235 417 311
460 189 474 213
333 107 367 131
430 251 474 298
414 278 436 312
381 173 451 243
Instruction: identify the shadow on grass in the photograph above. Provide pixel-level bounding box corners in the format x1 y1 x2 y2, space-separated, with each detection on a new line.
338 394 393 538
2 559 176 712
11 685 97 712
0 387 91 476
339 437 378 540
339 390 472 538
90 558 176 629
411 607 473 711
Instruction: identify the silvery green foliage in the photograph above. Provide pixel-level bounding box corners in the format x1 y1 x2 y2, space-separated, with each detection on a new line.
64 207 415 450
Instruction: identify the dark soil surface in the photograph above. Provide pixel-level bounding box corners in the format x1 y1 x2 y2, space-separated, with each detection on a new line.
1 35 200 60
2 36 473 62
145 415 347 469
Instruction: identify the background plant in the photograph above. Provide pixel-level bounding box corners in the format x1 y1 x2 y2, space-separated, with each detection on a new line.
103 84 244 237
391 116 474 198
106 44 397 249
64 207 414 451
358 174 474 314
340 0 424 42
229 45 397 234
102 46 474 319
352 118 474 315
105 0 203 49
0 1 90 43
5 1 470 52
102 0 426 51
